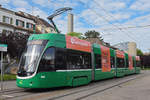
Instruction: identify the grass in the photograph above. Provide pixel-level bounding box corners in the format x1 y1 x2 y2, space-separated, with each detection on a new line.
141 67 150 70
0 74 16 81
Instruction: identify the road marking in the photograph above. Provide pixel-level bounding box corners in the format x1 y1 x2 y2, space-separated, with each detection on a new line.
2 95 14 98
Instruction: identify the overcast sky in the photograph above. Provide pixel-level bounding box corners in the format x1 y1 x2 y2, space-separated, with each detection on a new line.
0 0 150 53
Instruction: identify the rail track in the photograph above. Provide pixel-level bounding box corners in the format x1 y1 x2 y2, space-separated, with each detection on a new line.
0 88 31 100
0 88 25 94
0 72 148 100
48 73 147 100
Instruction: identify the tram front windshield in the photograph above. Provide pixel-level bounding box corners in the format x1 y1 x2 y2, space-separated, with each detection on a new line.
18 40 47 76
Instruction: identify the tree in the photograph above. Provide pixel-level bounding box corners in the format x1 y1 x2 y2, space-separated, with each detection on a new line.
0 32 29 58
67 32 84 39
137 49 144 56
84 30 103 41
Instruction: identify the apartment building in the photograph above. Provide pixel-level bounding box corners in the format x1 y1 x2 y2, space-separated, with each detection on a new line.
15 11 56 34
0 5 55 34
0 5 36 34
113 42 137 56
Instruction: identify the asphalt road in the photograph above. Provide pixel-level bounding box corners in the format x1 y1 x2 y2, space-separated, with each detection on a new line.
0 80 18 90
0 70 150 100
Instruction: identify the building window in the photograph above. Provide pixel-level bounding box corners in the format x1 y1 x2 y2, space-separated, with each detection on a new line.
41 26 45 33
2 29 12 35
2 16 13 24
26 23 35 30
16 19 24 27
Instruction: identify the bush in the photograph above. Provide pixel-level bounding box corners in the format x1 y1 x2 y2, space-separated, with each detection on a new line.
0 32 29 58
0 74 16 81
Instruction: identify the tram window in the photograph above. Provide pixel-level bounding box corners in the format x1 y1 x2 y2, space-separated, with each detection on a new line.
67 49 91 69
133 59 136 67
55 48 67 70
67 51 79 69
126 59 129 68
38 47 55 72
136 61 141 67
95 54 101 69
83 53 91 69
117 58 125 68
110 57 115 68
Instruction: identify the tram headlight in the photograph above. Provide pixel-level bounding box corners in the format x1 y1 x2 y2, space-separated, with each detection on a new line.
19 80 23 84
30 82 33 86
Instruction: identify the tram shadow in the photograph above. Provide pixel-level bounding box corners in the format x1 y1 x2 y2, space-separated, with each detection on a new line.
24 86 74 93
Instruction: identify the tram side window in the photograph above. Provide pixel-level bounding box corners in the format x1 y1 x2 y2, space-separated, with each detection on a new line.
67 49 91 69
117 58 125 68
55 48 67 70
82 53 91 69
38 48 55 72
136 61 141 67
95 54 101 69
110 57 115 68
126 58 129 68
67 51 80 69
133 59 136 67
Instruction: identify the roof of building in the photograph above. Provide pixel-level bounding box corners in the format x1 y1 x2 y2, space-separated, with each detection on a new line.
15 11 54 28
15 11 33 20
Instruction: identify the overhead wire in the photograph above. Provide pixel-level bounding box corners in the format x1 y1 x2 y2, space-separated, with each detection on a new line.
92 0 142 49
78 0 144 50
101 24 150 31
79 0 139 42
77 14 114 39
78 0 127 43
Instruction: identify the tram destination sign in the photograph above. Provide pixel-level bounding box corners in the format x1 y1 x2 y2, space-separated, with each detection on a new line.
0 44 7 52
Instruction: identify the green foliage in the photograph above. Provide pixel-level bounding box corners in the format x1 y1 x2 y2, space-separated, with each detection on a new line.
0 74 16 81
142 68 150 70
137 49 144 56
0 32 29 58
84 30 103 41
67 32 84 39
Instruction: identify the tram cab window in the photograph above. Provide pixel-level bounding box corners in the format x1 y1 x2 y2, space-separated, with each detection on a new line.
117 58 125 68
38 47 55 72
95 54 101 69
110 57 115 68
55 48 67 70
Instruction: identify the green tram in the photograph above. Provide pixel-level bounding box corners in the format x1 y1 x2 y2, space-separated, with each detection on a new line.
16 33 141 88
